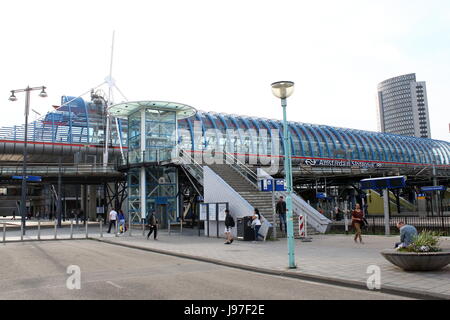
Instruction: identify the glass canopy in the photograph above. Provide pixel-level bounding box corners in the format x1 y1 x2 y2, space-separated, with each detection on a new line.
109 101 197 119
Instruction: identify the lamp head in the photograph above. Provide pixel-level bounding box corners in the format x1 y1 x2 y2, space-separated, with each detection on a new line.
39 87 48 98
9 91 17 102
271 81 295 99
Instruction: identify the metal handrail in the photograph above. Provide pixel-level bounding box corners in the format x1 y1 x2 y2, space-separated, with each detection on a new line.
223 152 258 187
0 164 119 175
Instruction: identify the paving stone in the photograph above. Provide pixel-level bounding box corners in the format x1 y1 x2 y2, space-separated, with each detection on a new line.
4 230 450 298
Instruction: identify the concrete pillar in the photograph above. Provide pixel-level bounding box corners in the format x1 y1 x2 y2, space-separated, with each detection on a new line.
88 185 97 221
81 185 87 221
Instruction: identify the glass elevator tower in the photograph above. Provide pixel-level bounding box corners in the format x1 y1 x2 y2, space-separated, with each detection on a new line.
109 101 196 227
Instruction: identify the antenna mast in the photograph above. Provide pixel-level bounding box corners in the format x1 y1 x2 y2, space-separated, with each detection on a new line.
103 31 115 168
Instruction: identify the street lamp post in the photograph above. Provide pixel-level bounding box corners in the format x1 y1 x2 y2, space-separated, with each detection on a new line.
271 81 296 269
9 86 47 235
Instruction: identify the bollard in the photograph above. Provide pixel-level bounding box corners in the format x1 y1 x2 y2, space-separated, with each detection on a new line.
38 220 41 241
3 224 5 244
100 220 103 238
21 223 23 242
299 215 306 238
142 220 145 237
54 220 57 240
70 220 73 239
85 221 88 239
115 220 118 237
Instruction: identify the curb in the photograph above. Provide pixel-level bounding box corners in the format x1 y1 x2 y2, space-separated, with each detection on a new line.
2 238 91 244
91 238 449 300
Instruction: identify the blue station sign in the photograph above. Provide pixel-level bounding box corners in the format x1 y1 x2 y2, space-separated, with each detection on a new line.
260 179 286 192
12 176 42 182
421 186 447 192
274 179 286 192
260 179 274 192
316 192 327 199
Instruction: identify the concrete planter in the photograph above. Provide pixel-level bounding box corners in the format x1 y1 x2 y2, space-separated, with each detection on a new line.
381 249 450 271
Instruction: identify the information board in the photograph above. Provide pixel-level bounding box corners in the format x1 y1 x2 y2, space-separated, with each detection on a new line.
208 203 216 220
200 204 208 221
218 203 227 221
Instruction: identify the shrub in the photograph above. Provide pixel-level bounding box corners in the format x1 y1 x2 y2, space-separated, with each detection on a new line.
399 230 442 253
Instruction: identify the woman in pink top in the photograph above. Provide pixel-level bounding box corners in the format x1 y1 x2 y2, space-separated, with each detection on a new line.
351 203 364 244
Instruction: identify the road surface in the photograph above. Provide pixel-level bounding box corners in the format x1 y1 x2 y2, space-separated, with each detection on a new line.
0 240 411 300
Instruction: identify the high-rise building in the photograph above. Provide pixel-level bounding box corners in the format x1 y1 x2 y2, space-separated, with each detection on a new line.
377 73 431 138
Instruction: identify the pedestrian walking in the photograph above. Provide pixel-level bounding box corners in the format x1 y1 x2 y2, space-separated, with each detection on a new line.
118 210 126 234
351 203 364 244
146 212 158 240
395 221 418 249
251 208 263 242
224 209 235 245
276 196 287 234
12 210 16 220
107 208 118 233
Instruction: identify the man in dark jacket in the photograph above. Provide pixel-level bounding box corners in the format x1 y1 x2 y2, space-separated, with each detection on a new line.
146 212 158 240
224 209 235 244
276 196 287 233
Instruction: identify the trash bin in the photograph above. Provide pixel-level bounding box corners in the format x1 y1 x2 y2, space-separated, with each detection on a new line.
237 216 255 241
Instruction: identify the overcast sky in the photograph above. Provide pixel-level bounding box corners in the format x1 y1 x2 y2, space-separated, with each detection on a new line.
1 0 449 141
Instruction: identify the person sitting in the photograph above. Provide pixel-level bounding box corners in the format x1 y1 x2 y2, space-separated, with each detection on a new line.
395 221 418 249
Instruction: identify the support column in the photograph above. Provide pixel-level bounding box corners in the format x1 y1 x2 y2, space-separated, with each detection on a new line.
383 189 390 236
140 167 146 220
81 185 88 223
103 182 108 222
89 185 97 221
140 107 147 221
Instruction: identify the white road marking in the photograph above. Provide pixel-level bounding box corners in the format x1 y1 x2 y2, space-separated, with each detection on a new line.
106 281 124 289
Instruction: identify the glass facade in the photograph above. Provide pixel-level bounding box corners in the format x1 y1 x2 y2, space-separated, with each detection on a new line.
175 112 450 166
127 166 178 225
0 97 449 167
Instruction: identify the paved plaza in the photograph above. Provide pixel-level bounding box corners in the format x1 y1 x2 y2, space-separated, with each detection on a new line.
0 240 409 300
96 232 450 299
1 224 449 299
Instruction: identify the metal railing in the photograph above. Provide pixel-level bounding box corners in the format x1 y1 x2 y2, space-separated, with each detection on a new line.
0 220 115 243
364 216 450 236
223 152 258 187
0 164 120 176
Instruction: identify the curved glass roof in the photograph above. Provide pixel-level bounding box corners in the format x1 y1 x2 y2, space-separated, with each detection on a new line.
0 96 448 167
182 111 450 166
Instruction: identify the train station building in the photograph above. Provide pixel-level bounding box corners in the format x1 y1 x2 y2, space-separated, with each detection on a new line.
0 94 449 236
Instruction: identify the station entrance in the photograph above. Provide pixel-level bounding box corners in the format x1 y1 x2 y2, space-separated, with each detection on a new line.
110 101 197 225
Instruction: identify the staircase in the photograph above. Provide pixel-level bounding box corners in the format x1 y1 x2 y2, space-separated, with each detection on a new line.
208 164 305 238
